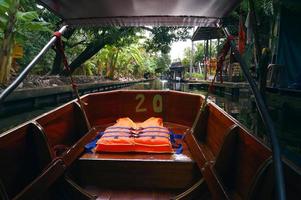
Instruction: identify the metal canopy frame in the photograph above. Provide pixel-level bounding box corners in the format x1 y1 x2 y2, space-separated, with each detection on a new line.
0 25 68 103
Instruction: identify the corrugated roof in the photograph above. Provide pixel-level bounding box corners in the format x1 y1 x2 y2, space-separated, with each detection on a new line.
38 0 241 27
192 27 224 41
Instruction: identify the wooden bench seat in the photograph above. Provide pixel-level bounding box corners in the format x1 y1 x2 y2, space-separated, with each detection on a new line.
185 103 275 199
72 122 201 190
0 122 53 199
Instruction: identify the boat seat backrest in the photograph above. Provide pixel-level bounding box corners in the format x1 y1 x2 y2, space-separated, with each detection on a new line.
186 124 240 199
0 122 53 199
231 129 271 199
204 106 235 157
193 104 235 160
36 102 89 153
207 125 273 199
213 124 239 190
213 128 271 199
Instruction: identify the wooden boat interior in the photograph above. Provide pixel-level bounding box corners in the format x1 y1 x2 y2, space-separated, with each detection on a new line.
0 90 300 200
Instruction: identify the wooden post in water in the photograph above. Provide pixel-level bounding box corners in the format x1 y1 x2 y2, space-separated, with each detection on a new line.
204 40 209 80
203 40 206 80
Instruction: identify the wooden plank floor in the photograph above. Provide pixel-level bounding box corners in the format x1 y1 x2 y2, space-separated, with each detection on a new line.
72 122 200 190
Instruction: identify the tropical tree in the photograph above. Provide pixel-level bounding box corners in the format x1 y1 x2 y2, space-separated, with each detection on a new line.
0 0 190 81
194 42 207 68
0 0 50 84
182 41 218 68
60 27 190 75
154 53 171 74
92 43 153 79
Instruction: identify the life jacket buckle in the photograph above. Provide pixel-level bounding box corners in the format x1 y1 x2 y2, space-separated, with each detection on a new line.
129 133 140 138
129 127 143 138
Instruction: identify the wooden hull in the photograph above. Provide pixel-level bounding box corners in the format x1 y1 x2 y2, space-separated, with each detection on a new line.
0 90 300 200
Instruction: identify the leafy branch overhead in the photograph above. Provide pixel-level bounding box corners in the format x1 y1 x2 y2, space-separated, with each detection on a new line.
143 27 191 54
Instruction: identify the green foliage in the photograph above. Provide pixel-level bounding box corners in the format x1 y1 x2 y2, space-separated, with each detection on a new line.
15 11 51 43
184 72 204 80
262 0 274 15
182 47 192 67
223 0 279 48
0 0 56 83
144 27 191 54
0 0 51 44
194 43 205 64
3 0 269 83
81 39 172 79
1 0 191 81
182 42 216 67
154 54 171 74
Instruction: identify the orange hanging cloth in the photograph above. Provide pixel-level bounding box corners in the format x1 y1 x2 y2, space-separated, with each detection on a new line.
238 14 246 54
95 117 173 153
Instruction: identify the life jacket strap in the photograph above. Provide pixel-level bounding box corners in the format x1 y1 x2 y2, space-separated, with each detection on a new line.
85 132 104 153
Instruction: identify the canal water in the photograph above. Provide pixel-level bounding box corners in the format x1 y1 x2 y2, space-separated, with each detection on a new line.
1 79 300 166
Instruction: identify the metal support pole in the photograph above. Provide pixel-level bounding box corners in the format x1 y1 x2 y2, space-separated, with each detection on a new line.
0 25 68 103
209 39 212 75
220 25 286 200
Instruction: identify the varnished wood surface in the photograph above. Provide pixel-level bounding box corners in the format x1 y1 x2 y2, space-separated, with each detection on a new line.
73 158 201 190
84 90 202 127
36 102 88 149
73 122 201 190
13 159 66 200
0 123 51 199
0 90 300 200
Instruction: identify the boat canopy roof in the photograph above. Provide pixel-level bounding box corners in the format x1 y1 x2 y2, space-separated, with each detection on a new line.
192 27 224 41
38 0 241 27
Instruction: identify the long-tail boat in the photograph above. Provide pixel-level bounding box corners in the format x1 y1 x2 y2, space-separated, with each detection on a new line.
0 0 300 199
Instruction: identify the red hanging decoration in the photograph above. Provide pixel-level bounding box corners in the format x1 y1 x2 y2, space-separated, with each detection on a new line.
238 14 246 54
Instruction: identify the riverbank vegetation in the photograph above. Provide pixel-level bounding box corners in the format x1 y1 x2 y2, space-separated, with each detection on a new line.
0 0 189 86
1 0 300 86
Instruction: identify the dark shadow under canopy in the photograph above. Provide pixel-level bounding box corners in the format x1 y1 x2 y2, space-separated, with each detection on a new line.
38 0 241 27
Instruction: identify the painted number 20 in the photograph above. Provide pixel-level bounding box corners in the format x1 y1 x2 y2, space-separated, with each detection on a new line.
135 94 162 113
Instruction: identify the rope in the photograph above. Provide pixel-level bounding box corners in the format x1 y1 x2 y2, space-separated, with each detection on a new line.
53 31 91 130
200 35 234 112
188 35 235 135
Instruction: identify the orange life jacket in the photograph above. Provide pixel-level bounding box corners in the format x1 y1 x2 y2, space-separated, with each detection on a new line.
95 117 173 153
